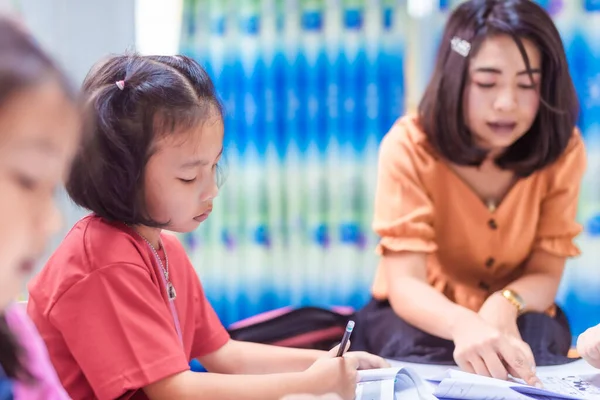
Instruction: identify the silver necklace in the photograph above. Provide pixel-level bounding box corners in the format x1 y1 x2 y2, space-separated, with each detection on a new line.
128 225 176 301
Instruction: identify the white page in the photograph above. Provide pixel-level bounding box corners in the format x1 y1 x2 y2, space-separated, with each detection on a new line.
385 358 598 381
434 378 539 400
356 378 396 400
386 359 457 379
357 367 410 400
431 369 519 387
510 373 600 399
437 370 585 399
431 371 535 400
356 367 438 400
534 361 600 399
379 360 600 400
359 367 405 383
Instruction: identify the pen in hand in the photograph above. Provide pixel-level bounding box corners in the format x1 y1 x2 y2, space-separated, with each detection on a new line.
336 320 355 357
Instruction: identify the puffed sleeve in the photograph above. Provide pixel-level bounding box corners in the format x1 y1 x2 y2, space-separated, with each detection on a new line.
373 121 437 255
533 130 586 257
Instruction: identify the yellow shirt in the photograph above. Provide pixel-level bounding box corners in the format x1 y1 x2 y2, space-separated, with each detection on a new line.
371 115 586 311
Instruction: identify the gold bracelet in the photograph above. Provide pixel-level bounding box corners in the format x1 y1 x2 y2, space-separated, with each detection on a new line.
501 289 526 315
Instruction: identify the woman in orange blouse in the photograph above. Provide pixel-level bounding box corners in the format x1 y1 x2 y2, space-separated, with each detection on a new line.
352 0 585 386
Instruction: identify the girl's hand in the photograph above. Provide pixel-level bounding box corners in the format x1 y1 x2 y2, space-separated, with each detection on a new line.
577 324 600 369
325 341 390 370
303 346 359 400
343 351 390 370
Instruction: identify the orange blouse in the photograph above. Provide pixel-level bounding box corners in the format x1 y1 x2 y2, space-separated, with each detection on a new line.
371 115 586 311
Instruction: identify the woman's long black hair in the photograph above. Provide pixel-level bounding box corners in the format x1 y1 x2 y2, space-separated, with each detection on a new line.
0 15 74 380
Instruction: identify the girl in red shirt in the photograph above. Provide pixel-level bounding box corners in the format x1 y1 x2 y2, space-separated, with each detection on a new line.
27 54 386 400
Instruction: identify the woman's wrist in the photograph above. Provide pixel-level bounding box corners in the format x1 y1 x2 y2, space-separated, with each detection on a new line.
499 289 525 315
482 291 519 321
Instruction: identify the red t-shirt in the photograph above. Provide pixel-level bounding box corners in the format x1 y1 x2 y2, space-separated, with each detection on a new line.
27 215 230 400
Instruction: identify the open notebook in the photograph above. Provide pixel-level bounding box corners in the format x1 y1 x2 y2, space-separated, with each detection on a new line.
356 366 600 400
